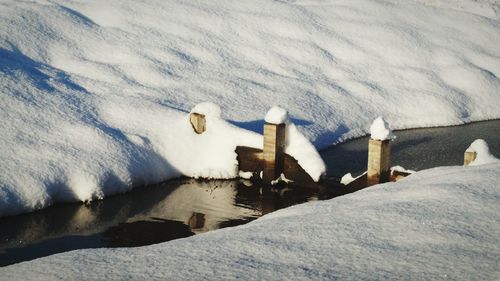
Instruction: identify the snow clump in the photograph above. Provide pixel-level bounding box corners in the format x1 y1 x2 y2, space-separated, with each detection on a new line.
370 117 394 141
264 106 289 124
466 139 499 166
190 102 222 118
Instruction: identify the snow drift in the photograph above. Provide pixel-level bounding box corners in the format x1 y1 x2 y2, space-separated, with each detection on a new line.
1 0 500 216
2 162 499 280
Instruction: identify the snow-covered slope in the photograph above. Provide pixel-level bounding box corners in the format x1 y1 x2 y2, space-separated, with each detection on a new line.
1 0 500 216
2 162 499 280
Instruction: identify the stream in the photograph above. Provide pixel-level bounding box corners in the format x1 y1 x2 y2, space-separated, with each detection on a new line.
0 119 499 266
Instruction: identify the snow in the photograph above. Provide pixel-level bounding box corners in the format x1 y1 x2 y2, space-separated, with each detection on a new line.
370 117 394 141
264 106 288 124
270 173 294 185
1 0 500 216
262 106 326 182
238 171 253 180
340 172 357 185
190 102 222 118
466 139 499 166
2 162 499 280
391 165 416 174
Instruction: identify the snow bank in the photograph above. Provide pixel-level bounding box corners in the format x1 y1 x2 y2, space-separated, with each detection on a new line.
370 117 394 141
3 162 499 280
1 0 500 216
466 139 499 166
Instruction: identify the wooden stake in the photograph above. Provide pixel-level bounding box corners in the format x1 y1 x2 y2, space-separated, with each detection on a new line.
367 139 391 186
464 151 477 166
262 123 286 183
190 113 206 134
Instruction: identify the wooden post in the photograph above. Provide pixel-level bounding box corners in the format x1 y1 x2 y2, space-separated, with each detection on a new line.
190 113 206 134
262 123 286 183
367 139 391 186
464 151 477 166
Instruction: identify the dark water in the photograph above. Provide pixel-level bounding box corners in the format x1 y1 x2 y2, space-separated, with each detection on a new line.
1 120 499 266
0 179 350 266
322 120 500 179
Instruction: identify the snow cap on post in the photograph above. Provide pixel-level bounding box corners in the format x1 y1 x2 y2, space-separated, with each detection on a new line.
265 106 288 124
190 102 222 119
465 139 498 166
370 117 394 141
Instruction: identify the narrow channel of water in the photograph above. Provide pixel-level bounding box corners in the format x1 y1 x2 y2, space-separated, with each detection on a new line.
322 120 500 179
0 119 499 266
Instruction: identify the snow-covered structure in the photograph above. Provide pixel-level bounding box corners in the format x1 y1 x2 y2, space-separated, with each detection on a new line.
464 139 499 166
1 0 500 216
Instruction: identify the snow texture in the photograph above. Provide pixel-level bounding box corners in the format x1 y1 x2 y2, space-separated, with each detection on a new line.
370 117 394 141
391 165 416 174
340 172 357 185
466 139 499 166
1 0 500 216
264 106 288 124
190 102 222 118
2 162 500 280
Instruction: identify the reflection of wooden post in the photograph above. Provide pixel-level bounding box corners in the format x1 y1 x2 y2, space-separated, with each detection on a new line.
190 113 206 134
367 139 390 186
464 151 477 166
188 212 206 229
263 123 286 183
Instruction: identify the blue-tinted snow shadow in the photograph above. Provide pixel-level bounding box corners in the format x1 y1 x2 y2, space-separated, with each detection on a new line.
0 44 180 189
0 44 88 94
230 118 313 135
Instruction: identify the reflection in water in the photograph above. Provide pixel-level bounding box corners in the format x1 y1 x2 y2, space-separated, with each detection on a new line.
0 178 333 266
102 219 194 248
2 119 499 266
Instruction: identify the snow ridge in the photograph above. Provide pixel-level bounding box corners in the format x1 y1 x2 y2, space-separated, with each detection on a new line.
1 0 500 216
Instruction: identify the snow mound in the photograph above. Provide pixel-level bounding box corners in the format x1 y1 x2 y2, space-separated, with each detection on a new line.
264 106 288 124
263 106 326 181
190 102 222 118
370 117 394 141
285 123 326 182
1 0 500 216
3 162 500 280
466 139 499 166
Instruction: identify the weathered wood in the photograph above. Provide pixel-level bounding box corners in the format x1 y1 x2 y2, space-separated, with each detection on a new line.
235 146 315 185
190 113 206 134
262 123 286 183
367 139 391 186
464 151 477 166
188 212 205 229
391 170 411 182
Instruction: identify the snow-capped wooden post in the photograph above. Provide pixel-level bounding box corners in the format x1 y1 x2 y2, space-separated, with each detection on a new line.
190 113 206 134
367 117 393 186
464 151 477 166
262 107 287 183
190 102 221 134
463 139 496 166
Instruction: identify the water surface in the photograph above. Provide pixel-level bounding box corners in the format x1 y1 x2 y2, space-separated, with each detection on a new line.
1 119 499 266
